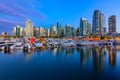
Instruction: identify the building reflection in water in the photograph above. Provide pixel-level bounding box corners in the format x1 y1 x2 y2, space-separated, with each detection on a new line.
3 51 15 56
1 45 119 70
49 48 58 56
63 47 75 57
92 46 106 71
49 47 75 57
76 46 92 64
108 46 116 68
24 46 48 61
56 47 63 56
24 50 34 61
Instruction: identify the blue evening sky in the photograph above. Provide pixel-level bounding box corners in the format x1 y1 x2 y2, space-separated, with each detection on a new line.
0 0 120 34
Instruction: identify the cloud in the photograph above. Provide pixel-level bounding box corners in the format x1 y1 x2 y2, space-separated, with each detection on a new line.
0 19 24 25
0 3 26 19
0 1 46 20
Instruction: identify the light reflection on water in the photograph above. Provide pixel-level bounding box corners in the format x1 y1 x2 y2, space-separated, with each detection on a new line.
0 46 120 80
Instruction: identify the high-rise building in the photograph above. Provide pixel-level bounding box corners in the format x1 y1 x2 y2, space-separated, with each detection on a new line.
92 10 106 35
13 25 24 37
57 22 63 38
76 27 80 36
13 25 20 37
12 27 16 36
100 13 106 35
39 27 45 37
20 27 25 37
64 24 74 38
36 28 40 38
109 15 116 34
25 19 34 38
45 29 50 37
16 25 20 37
80 18 88 36
87 23 92 35
2 32 8 36
50 25 57 37
33 27 36 37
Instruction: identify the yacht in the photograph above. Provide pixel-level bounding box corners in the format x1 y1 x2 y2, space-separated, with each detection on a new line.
46 40 58 48
0 42 5 51
34 41 43 48
76 40 93 46
6 42 15 51
14 41 24 50
62 40 76 47
23 41 32 52
93 41 99 46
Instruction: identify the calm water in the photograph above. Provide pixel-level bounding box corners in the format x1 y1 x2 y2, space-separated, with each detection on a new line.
0 46 120 80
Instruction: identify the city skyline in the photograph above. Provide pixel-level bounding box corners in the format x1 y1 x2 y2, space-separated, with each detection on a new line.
0 0 120 34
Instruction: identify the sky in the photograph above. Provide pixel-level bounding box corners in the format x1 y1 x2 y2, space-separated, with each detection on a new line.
0 0 120 34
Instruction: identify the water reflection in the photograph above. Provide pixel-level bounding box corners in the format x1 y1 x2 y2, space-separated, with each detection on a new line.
0 46 119 71
63 47 75 57
24 50 34 61
76 46 118 71
92 46 106 71
76 46 92 64
108 46 116 67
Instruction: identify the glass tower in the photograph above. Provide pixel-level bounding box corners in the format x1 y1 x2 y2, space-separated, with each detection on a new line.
80 18 88 36
92 10 106 35
109 15 116 34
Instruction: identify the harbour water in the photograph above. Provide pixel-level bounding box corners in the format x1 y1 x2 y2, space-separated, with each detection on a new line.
0 46 120 80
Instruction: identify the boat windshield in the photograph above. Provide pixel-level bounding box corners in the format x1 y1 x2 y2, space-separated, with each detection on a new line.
36 41 40 43
65 40 72 43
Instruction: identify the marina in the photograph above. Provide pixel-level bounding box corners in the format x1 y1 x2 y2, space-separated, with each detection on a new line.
0 38 120 52
0 0 120 80
0 38 120 80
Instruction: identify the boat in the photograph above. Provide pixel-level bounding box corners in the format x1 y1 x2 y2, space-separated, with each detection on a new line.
46 40 58 48
23 41 32 52
99 40 113 46
76 40 93 46
0 42 5 51
34 41 43 48
93 41 99 46
14 41 24 50
61 40 76 47
6 42 15 51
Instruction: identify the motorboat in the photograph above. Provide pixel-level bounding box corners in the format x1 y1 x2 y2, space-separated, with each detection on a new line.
0 42 5 51
93 41 99 46
76 40 93 46
23 41 32 52
6 42 15 51
34 41 43 48
53 40 60 46
46 40 58 48
14 41 24 50
61 40 76 47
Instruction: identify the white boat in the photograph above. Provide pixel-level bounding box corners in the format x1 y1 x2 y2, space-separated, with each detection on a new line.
0 41 15 51
77 40 93 46
62 40 76 47
51 40 60 48
34 41 43 48
53 40 60 45
6 42 15 51
47 40 59 48
24 41 32 50
93 41 99 46
0 42 5 51
14 42 24 50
